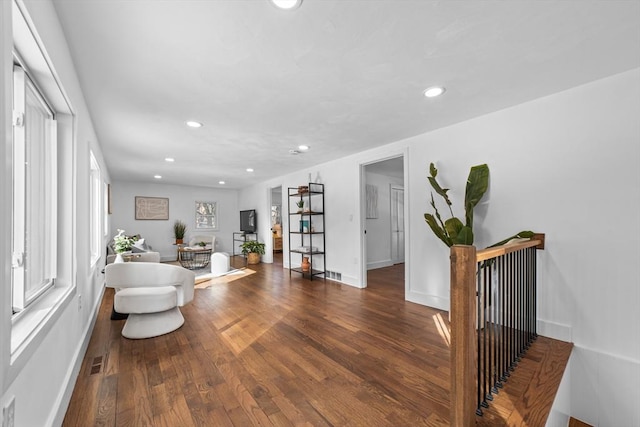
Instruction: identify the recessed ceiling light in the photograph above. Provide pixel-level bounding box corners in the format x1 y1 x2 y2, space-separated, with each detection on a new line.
246 168 254 172
219 181 226 185
298 145 310 151
270 0 302 10
154 175 162 179
186 121 203 128
165 157 175 162
423 86 446 98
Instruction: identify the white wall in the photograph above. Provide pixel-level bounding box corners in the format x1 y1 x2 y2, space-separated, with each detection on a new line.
240 69 640 425
365 171 404 270
110 181 239 260
1 1 110 426
407 69 640 425
239 157 370 286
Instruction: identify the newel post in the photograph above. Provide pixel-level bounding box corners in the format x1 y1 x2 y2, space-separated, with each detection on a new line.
450 245 477 427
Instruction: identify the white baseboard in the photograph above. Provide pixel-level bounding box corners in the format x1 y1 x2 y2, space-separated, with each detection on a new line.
51 286 105 427
338 274 362 288
537 319 572 342
406 292 449 311
367 260 393 270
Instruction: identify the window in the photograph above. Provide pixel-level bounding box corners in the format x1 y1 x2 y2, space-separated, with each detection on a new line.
12 64 57 313
195 201 218 229
90 151 102 265
104 182 110 237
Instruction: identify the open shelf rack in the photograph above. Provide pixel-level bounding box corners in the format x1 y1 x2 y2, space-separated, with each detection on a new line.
287 183 325 280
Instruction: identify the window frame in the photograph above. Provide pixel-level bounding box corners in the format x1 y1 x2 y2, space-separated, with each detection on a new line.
89 150 102 266
11 63 57 313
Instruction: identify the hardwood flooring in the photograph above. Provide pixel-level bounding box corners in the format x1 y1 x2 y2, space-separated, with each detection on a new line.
63 257 570 426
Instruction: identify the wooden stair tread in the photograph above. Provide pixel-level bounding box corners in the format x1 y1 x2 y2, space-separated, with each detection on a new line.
476 336 573 426
569 417 593 427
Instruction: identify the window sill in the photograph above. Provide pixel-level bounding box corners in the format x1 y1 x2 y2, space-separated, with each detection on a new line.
8 281 75 384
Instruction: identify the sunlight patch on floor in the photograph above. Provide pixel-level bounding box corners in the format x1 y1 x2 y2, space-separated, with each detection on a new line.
433 312 451 347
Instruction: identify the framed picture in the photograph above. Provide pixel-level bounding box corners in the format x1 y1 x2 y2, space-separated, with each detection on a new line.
135 196 169 220
195 201 218 229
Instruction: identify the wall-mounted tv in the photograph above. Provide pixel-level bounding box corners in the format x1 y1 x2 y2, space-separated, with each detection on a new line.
240 209 257 233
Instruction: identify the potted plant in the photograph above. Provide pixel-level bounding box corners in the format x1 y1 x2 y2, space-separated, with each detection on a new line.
240 240 266 265
173 220 187 245
296 199 304 213
113 229 136 263
424 162 534 248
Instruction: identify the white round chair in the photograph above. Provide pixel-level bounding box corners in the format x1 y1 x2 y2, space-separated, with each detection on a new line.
105 263 195 339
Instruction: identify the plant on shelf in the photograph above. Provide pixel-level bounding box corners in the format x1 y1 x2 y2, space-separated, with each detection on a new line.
173 220 187 244
197 241 207 247
296 199 304 213
424 162 534 248
240 240 266 265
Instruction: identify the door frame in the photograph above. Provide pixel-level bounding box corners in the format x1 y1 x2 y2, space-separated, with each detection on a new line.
358 149 409 294
264 184 283 265
390 184 405 264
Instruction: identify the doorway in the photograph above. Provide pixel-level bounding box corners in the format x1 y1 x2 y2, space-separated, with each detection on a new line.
270 185 283 267
361 155 406 294
390 185 405 264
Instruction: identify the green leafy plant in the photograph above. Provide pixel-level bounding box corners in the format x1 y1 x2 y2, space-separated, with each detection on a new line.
296 200 304 210
114 229 137 253
424 162 535 248
197 241 207 247
240 240 266 255
173 220 187 240
424 162 489 247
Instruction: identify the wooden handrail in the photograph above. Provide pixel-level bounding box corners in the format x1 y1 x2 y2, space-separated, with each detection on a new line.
476 233 545 262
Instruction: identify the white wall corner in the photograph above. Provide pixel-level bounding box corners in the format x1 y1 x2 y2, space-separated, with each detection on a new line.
546 353 572 427
51 285 105 426
338 274 362 289
537 319 572 343
406 292 449 312
367 260 393 270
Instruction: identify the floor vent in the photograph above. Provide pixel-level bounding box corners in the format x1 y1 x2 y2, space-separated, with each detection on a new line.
326 271 342 281
90 356 103 375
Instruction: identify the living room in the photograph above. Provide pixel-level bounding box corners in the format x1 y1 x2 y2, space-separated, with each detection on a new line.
1 1 638 426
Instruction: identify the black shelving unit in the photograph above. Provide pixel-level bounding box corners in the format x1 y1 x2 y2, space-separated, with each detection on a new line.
288 183 325 280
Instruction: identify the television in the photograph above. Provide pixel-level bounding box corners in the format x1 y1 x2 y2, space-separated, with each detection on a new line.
240 209 257 233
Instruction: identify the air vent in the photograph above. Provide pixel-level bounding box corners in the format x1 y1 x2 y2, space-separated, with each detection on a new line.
90 355 103 375
326 271 342 281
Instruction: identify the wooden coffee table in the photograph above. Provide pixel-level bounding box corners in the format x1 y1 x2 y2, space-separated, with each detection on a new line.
177 247 212 270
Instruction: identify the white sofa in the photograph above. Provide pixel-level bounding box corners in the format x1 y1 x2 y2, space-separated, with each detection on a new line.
188 234 216 249
106 236 160 264
105 263 195 339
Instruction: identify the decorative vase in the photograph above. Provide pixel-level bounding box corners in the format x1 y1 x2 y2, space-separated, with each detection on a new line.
114 253 124 263
301 256 310 272
247 252 260 265
176 238 184 245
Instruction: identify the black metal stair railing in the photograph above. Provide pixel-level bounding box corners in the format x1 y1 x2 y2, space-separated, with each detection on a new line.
474 245 538 416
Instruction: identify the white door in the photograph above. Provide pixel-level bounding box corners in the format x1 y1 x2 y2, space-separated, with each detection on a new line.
390 185 404 263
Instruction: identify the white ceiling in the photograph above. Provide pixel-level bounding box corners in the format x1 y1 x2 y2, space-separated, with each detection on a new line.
51 0 640 189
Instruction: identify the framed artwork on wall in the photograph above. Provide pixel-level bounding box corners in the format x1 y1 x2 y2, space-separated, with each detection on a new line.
135 196 169 220
195 201 218 229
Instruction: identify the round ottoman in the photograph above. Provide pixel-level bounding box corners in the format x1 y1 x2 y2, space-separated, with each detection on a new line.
210 252 230 277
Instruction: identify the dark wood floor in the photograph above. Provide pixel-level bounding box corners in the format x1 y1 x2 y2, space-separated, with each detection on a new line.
63 256 570 426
